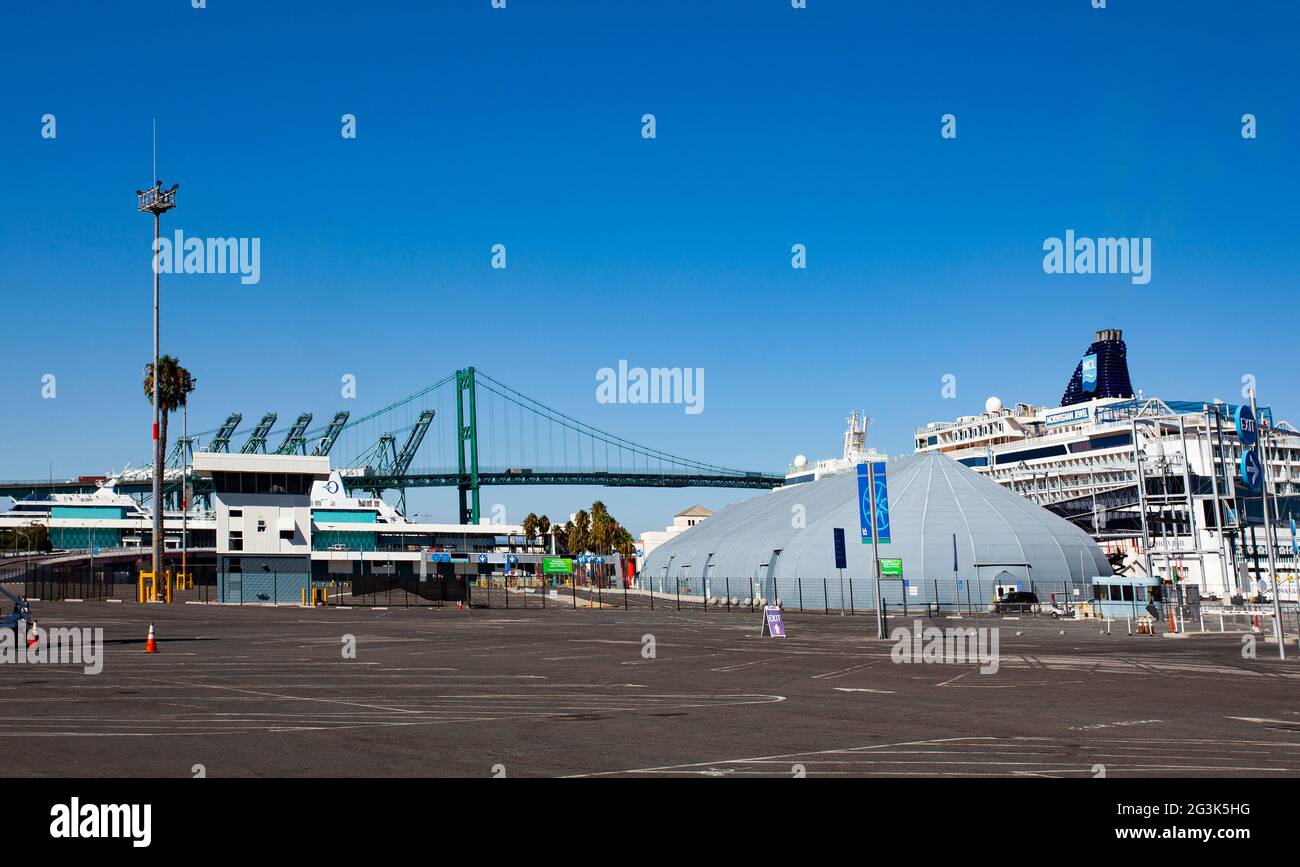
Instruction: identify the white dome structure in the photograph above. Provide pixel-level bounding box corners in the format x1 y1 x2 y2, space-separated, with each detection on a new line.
642 451 1110 609
793 454 808 469
985 395 1003 413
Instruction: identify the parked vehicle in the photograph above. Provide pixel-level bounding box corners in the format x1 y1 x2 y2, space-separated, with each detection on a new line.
992 590 1040 614
0 585 31 635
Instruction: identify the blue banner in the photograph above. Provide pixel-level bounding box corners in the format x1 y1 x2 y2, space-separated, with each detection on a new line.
856 465 872 544
872 461 891 544
857 462 892 544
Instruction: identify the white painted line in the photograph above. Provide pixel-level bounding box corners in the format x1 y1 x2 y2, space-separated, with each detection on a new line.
811 661 879 680
833 688 895 694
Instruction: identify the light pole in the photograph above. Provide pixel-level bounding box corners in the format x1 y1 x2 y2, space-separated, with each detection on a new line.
137 180 179 585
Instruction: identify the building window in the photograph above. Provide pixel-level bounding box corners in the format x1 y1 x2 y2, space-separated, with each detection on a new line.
229 531 243 552
229 509 242 518
257 520 267 533
280 529 294 541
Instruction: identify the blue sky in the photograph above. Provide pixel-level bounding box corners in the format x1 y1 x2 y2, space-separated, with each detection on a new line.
1 0 1296 534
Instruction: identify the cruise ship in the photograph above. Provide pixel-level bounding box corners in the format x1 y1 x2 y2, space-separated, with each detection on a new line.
915 329 1299 601
783 410 889 485
0 478 215 552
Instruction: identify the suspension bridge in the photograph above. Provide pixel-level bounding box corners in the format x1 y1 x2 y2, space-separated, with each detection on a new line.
0 368 784 521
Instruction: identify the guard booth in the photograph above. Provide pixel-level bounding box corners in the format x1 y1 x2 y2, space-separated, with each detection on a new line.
1091 575 1163 619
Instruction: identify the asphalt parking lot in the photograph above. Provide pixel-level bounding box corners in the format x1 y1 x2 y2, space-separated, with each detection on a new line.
4 600 1299 777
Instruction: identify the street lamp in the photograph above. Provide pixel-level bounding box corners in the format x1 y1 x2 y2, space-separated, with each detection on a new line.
137 180 179 584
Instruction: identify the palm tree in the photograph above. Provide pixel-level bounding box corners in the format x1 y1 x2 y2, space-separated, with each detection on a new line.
613 525 635 562
590 513 615 554
551 522 569 555
143 354 196 503
522 513 538 550
568 510 590 554
537 515 551 552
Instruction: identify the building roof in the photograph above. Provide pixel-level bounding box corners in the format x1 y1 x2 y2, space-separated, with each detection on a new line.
644 451 1109 588
675 505 714 518
192 452 331 479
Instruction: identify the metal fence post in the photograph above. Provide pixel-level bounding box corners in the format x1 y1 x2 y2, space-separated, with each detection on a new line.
798 578 804 614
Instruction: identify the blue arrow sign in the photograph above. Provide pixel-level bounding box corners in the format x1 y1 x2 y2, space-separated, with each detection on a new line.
506 554 518 565
1241 450 1262 490
477 553 489 564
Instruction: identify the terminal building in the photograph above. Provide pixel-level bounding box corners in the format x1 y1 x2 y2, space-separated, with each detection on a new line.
192 452 328 603
173 453 536 602
643 450 1109 610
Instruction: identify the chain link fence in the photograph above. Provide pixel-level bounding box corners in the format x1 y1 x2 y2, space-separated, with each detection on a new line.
15 560 218 603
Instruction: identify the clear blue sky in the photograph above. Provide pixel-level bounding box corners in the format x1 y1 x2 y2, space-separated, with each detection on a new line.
1 0 1296 534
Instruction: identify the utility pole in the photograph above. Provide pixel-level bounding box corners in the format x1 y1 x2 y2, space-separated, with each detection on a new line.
182 399 188 590
869 462 884 639
137 179 179 585
1131 418 1156 583
1250 389 1285 660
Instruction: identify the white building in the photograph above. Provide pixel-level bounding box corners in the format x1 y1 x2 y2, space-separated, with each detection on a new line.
192 452 330 603
638 505 714 568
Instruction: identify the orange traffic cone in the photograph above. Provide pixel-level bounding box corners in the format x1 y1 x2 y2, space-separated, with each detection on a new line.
144 623 158 654
26 622 38 650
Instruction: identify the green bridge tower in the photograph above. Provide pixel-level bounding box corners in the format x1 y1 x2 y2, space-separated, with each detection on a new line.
455 367 481 525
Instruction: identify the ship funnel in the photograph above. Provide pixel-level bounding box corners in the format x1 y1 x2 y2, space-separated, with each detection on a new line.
1060 328 1134 406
